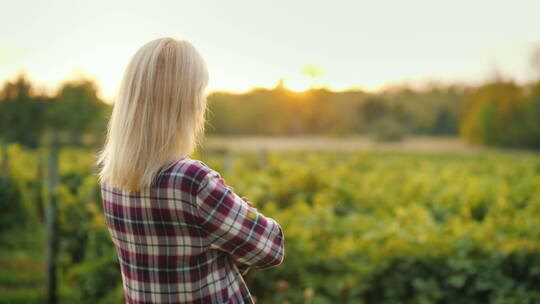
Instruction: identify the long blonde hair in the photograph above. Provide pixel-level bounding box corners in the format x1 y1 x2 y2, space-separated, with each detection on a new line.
95 37 209 192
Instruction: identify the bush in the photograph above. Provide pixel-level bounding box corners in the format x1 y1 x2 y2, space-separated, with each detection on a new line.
371 117 407 142
0 178 26 233
0 288 44 304
363 249 540 304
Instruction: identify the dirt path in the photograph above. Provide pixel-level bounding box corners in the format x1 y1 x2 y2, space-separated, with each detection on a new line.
201 136 493 153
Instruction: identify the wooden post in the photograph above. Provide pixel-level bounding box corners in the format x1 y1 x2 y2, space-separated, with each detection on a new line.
36 148 45 223
45 136 59 304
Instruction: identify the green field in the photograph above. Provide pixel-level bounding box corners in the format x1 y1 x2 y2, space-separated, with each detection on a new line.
1 143 540 303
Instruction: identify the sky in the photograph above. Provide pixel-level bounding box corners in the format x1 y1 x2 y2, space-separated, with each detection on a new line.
1 0 539 103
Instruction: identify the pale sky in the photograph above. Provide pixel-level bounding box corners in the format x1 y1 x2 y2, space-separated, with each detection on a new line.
1 0 539 103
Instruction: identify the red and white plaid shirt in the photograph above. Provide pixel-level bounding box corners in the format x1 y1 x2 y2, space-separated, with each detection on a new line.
100 158 285 303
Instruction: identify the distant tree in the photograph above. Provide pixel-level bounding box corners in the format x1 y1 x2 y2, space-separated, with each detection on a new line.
458 47 540 149
302 88 335 134
0 73 45 236
522 45 540 149
359 96 388 129
523 82 540 149
44 78 109 146
0 72 47 178
432 108 455 135
459 80 529 147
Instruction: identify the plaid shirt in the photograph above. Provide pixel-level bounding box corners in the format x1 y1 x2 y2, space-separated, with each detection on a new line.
100 158 285 304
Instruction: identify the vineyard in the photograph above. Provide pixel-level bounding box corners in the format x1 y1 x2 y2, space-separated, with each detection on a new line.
1 143 540 303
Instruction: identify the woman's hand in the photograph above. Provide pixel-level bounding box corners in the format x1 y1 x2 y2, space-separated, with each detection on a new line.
233 259 251 276
241 196 254 207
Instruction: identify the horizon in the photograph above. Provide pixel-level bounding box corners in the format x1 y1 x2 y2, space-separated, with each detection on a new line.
0 66 536 105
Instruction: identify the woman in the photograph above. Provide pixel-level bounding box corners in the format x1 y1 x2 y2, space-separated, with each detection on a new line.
95 37 285 304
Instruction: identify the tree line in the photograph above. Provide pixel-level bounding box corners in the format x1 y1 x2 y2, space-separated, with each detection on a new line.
1 63 540 154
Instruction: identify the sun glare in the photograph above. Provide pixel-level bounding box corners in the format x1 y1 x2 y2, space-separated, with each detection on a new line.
284 75 313 92
283 64 329 92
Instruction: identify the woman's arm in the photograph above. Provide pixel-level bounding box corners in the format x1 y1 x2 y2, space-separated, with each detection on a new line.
195 169 285 270
234 196 254 275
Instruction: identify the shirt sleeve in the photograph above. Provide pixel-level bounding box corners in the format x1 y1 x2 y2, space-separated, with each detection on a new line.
234 259 252 276
195 169 285 270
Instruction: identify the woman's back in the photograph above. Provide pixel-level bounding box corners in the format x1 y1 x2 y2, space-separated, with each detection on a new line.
100 157 285 304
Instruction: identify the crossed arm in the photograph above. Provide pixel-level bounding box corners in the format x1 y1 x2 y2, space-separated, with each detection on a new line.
195 169 285 274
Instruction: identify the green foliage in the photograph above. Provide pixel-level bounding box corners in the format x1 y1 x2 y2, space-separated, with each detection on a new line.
365 248 540 304
205 85 465 137
370 117 407 142
0 217 46 304
45 78 109 146
2 145 540 303
0 72 109 149
63 253 123 303
460 80 540 149
0 288 44 304
219 151 540 303
0 177 26 232
5 71 540 150
0 73 47 148
523 83 540 149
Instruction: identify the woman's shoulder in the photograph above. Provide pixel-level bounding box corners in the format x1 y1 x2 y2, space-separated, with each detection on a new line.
166 157 218 186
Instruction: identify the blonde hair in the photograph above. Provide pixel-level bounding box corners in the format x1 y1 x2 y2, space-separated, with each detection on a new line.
95 37 209 192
